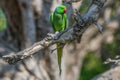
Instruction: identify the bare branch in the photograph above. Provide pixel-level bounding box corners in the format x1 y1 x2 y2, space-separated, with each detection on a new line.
93 55 120 80
104 56 120 65
2 0 106 64
92 65 120 80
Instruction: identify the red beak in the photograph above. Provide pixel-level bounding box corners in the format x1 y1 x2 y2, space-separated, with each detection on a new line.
64 8 67 13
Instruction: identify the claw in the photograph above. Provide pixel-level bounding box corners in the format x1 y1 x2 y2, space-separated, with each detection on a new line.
55 32 59 34
54 32 59 40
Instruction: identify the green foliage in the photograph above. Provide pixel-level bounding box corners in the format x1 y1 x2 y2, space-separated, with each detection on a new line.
79 52 109 80
104 42 119 58
104 28 120 58
0 8 7 31
110 0 120 18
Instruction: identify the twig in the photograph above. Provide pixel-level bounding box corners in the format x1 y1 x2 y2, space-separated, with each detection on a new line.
50 44 65 53
2 0 106 64
104 57 120 65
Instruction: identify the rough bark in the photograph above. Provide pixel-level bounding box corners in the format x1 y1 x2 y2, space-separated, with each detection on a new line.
2 0 106 65
1 0 106 80
92 65 120 80
1 0 116 80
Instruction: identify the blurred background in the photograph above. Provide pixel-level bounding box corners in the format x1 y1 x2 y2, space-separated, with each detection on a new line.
0 0 120 80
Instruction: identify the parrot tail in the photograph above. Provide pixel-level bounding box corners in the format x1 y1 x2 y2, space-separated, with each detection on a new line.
57 43 63 75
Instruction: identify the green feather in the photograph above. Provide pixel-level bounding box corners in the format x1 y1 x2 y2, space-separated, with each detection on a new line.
57 43 63 74
50 12 67 32
0 8 7 31
50 5 68 74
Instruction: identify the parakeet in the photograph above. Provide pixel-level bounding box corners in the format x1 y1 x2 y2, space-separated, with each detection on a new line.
50 5 68 74
0 8 7 31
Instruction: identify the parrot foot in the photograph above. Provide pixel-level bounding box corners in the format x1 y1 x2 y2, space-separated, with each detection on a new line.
54 32 60 40
55 32 59 34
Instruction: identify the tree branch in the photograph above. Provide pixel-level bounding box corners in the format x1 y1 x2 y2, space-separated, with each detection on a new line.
2 0 106 64
92 65 120 80
92 55 120 80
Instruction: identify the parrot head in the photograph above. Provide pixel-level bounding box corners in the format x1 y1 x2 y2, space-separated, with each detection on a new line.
55 5 67 14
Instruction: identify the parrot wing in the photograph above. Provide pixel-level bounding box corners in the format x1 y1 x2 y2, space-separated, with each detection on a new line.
50 13 56 32
64 14 68 29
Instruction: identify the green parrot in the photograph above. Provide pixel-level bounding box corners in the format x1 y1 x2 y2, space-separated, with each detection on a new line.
50 5 68 74
0 8 7 31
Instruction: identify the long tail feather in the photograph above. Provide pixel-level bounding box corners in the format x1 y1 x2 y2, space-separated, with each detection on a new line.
57 43 63 74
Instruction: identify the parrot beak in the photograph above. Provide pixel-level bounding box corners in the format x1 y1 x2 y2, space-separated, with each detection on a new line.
64 8 67 13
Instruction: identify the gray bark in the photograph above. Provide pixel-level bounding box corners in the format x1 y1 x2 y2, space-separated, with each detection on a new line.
92 65 120 80
1 0 117 80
